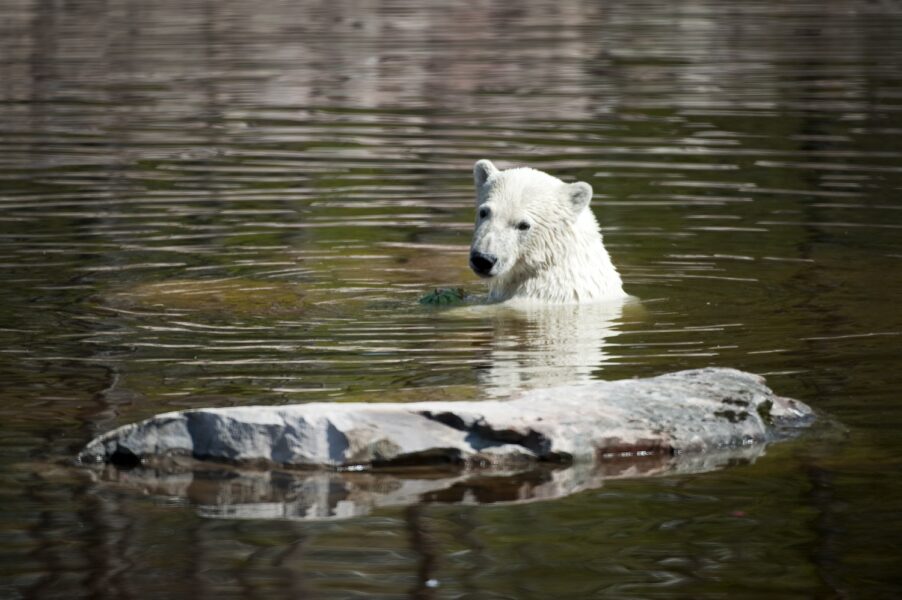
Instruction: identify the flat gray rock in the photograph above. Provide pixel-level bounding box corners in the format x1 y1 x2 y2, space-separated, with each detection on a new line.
78 368 814 471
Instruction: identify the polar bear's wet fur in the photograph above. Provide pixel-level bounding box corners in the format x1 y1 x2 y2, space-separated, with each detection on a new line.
469 159 626 304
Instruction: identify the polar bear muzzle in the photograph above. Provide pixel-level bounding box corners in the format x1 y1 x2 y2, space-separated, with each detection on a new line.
469 251 498 277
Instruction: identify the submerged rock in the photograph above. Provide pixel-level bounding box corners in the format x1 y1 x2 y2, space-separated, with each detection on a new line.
78 368 813 471
104 278 311 317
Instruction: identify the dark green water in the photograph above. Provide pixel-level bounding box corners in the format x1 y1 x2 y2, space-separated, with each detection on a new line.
2 1 901 597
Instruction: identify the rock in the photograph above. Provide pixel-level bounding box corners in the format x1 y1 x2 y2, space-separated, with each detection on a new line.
78 368 814 471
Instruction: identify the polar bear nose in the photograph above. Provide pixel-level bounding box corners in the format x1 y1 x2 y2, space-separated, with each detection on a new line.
469 251 497 277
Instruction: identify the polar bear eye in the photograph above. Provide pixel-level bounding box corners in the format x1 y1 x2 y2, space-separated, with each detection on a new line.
478 207 490 219
517 221 531 231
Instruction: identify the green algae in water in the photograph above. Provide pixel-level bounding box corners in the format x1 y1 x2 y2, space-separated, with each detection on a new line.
419 287 467 306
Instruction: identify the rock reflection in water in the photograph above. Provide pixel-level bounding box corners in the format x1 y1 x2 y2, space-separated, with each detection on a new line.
88 444 764 521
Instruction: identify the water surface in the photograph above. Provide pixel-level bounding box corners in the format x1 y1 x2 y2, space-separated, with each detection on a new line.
1 0 901 598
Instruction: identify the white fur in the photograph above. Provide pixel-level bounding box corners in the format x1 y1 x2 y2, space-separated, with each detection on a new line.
469 159 626 304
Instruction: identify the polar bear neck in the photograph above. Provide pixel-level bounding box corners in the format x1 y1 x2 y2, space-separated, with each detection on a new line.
488 210 625 304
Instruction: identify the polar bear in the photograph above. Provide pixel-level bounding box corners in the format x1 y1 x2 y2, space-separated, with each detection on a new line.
469 159 626 303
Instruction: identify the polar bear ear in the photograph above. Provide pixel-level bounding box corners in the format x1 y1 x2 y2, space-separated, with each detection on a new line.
473 159 499 189
565 181 593 214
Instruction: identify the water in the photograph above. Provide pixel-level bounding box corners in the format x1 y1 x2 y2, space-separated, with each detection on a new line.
2 0 901 597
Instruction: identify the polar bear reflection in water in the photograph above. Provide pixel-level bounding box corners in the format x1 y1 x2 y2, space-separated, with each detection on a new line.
461 159 633 396
457 300 634 398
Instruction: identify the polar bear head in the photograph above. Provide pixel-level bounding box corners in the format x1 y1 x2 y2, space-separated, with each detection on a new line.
468 159 624 303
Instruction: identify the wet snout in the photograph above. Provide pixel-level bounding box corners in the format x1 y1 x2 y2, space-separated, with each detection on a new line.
469 251 497 277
